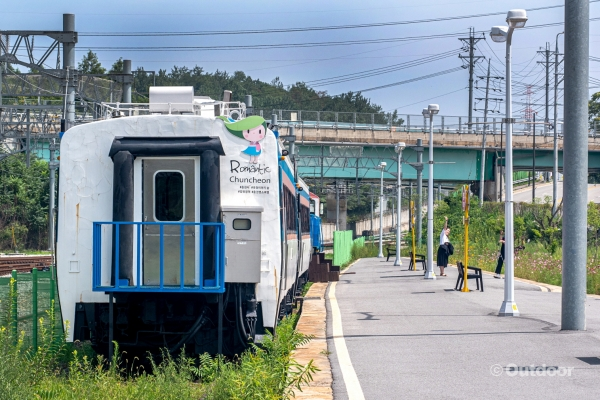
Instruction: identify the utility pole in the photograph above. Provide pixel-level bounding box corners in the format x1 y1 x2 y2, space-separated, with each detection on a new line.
553 33 564 215
63 14 76 130
537 43 553 137
562 0 588 331
335 181 340 231
123 59 132 103
411 139 424 246
0 35 3 106
370 184 374 234
48 140 58 251
459 28 484 133
532 113 536 202
479 60 491 205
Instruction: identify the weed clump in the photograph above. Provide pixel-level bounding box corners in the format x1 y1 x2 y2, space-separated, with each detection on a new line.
0 311 315 399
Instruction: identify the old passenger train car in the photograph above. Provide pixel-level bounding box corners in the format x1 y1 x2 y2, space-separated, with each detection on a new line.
57 87 315 354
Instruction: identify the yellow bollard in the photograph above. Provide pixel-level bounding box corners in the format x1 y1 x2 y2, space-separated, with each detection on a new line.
461 185 470 292
411 201 416 270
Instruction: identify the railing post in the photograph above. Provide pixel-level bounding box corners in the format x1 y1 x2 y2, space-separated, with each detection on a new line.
353 112 356 130
442 116 445 133
180 224 185 289
371 113 374 130
459 117 462 133
10 270 17 343
407 115 410 132
136 224 141 288
317 111 320 129
49 265 55 315
476 117 479 133
115 224 120 288
493 118 497 134
32 267 38 351
199 225 204 287
335 112 338 129
159 224 164 289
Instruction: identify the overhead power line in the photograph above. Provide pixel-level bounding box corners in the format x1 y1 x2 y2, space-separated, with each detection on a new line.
355 67 464 93
86 18 600 53
307 49 462 87
89 32 464 51
79 3 596 37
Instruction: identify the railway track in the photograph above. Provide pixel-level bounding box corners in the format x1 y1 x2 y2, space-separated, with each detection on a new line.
0 255 54 276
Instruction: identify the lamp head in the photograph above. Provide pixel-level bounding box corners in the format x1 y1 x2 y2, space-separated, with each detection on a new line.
379 161 387 168
490 26 508 43
428 104 440 115
422 108 430 117
507 9 527 29
394 142 406 154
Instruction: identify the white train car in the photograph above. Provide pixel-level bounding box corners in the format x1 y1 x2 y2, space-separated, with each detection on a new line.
56 87 313 354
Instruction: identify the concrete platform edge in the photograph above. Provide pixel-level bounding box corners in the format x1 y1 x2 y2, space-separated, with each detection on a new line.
291 282 333 399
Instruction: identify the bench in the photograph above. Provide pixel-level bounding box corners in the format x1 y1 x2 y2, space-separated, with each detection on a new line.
408 252 426 271
386 246 396 262
455 262 484 292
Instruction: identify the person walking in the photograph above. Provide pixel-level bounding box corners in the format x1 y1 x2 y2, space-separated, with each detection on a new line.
494 231 505 279
437 216 450 276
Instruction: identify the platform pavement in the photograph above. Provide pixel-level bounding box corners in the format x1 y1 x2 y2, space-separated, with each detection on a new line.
326 257 600 400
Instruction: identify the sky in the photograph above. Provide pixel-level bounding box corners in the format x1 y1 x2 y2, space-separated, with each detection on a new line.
1 0 599 118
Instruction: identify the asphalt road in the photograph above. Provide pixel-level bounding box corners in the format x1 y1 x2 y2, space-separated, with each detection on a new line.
512 182 600 203
327 258 600 399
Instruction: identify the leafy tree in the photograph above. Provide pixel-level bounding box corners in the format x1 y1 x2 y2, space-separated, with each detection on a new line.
590 91 600 123
0 153 49 250
589 202 600 262
78 50 106 74
130 65 401 123
109 57 124 74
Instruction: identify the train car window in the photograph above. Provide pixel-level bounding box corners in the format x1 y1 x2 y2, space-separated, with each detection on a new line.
284 187 296 233
233 218 251 230
155 171 184 221
301 205 310 234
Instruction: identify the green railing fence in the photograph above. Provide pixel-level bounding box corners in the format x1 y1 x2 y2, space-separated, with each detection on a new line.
0 267 61 349
333 232 365 267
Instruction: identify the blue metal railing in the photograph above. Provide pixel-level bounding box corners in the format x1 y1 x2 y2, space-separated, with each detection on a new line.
92 221 225 293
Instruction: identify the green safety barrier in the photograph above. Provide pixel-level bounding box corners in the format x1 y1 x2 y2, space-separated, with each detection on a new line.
0 267 61 349
333 232 365 267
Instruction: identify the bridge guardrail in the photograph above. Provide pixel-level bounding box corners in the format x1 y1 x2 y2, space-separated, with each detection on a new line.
248 109 600 138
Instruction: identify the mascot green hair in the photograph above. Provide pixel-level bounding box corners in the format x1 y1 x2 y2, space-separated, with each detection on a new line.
218 116 268 164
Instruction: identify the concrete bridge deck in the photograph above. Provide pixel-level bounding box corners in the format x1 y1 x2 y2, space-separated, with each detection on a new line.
290 126 600 151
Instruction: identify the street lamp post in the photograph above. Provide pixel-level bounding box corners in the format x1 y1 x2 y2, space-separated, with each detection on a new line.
490 9 528 317
394 143 406 266
377 162 387 258
422 104 439 279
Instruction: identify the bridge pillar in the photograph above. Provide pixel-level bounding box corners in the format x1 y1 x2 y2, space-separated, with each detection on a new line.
326 191 347 231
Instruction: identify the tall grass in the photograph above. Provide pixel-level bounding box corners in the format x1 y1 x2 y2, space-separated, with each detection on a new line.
0 302 316 400
399 197 600 295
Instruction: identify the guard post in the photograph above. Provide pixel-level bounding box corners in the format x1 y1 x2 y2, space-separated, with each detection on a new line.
410 200 416 269
461 185 470 292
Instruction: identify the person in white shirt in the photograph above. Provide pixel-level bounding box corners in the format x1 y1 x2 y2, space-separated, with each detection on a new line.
437 216 450 276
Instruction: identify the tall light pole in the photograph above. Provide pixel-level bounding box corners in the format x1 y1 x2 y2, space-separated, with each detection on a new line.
377 162 387 258
562 0 589 331
394 143 406 266
422 104 439 279
490 9 528 317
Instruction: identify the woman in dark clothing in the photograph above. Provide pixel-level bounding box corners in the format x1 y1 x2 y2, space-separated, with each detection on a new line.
437 216 450 276
494 231 505 278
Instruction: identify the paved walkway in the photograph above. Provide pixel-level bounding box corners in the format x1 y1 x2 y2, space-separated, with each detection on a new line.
326 257 600 399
